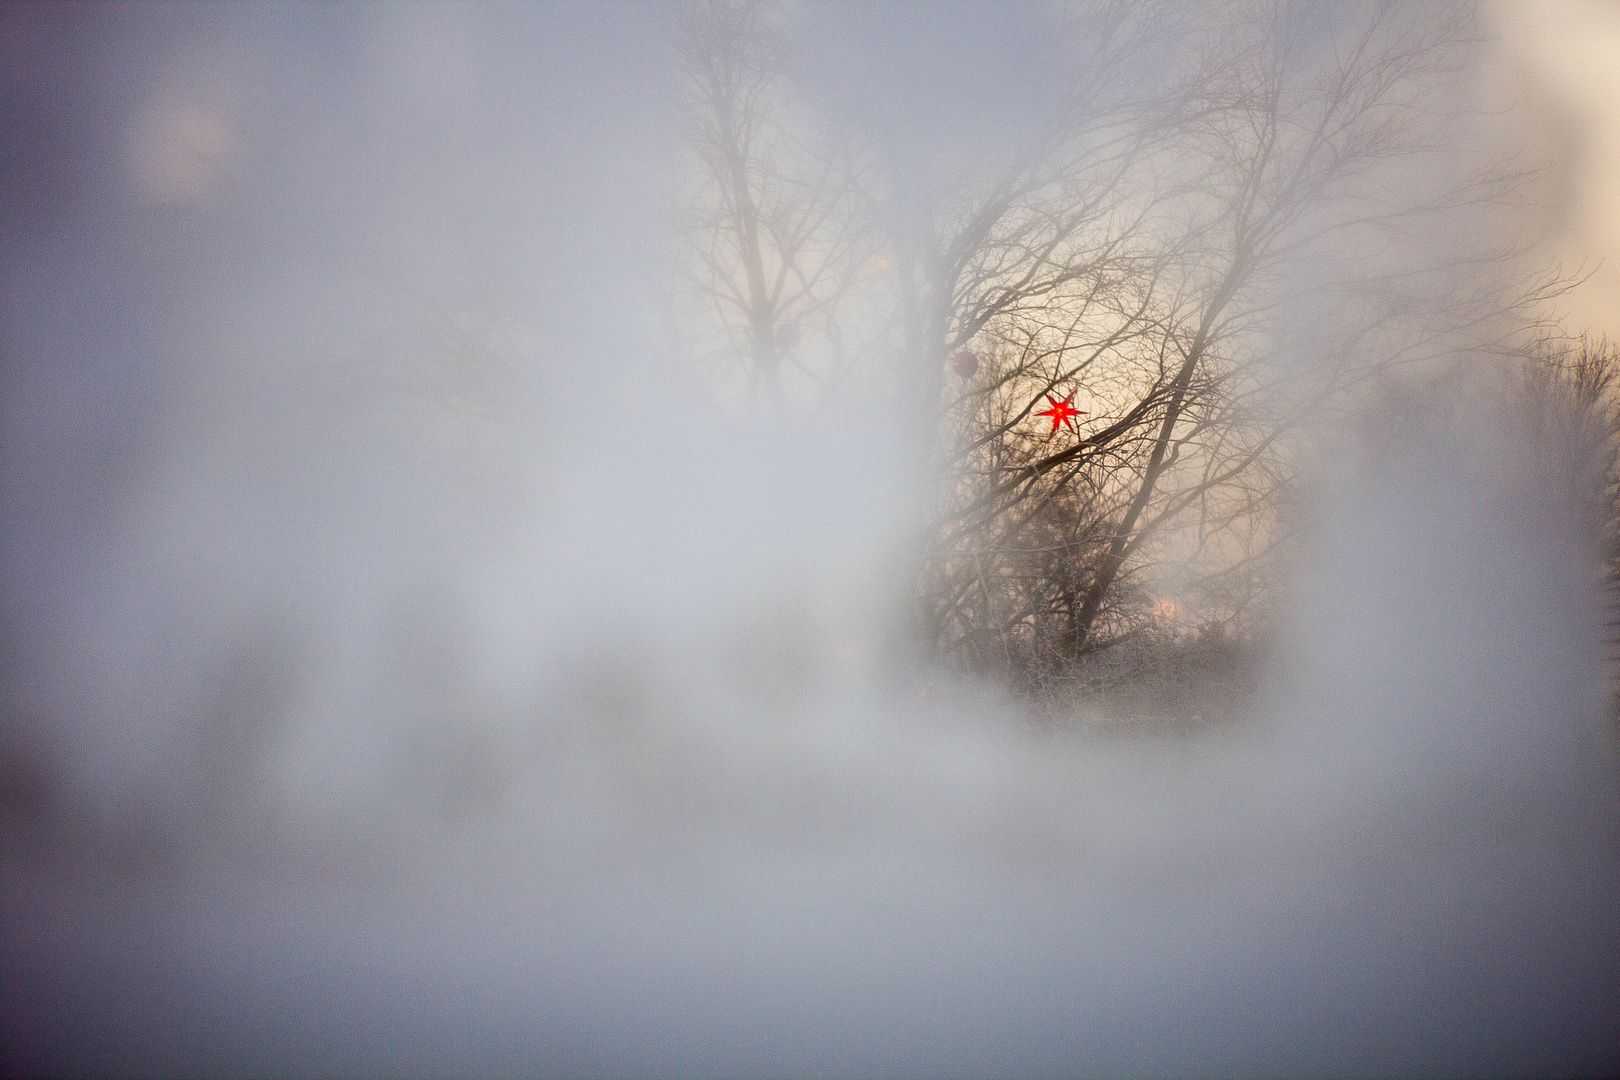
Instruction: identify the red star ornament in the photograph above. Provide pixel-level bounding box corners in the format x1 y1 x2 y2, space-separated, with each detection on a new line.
1036 394 1086 433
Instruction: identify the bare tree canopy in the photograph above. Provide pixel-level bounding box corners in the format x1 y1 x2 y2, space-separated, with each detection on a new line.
677 0 881 411
680 0 1560 686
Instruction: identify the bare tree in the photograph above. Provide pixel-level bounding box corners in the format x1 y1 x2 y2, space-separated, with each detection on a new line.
919 1 1540 682
1522 332 1620 580
678 1 1549 687
677 0 879 414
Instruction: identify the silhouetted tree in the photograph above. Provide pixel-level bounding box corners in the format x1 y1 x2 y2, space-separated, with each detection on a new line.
678 0 879 413
680 1 1548 686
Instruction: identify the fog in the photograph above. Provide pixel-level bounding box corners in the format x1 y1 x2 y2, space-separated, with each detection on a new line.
3 3 1619 1076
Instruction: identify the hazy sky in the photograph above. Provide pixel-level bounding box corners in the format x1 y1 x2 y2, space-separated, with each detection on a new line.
1492 0 1620 337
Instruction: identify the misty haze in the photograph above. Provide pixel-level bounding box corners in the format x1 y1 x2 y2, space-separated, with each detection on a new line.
3 2 1619 1077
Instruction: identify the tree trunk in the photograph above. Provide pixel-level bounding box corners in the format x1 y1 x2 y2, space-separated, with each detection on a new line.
1069 255 1246 655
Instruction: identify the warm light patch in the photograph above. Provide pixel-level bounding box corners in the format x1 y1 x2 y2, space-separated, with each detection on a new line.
1489 0 1620 339
127 91 241 207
